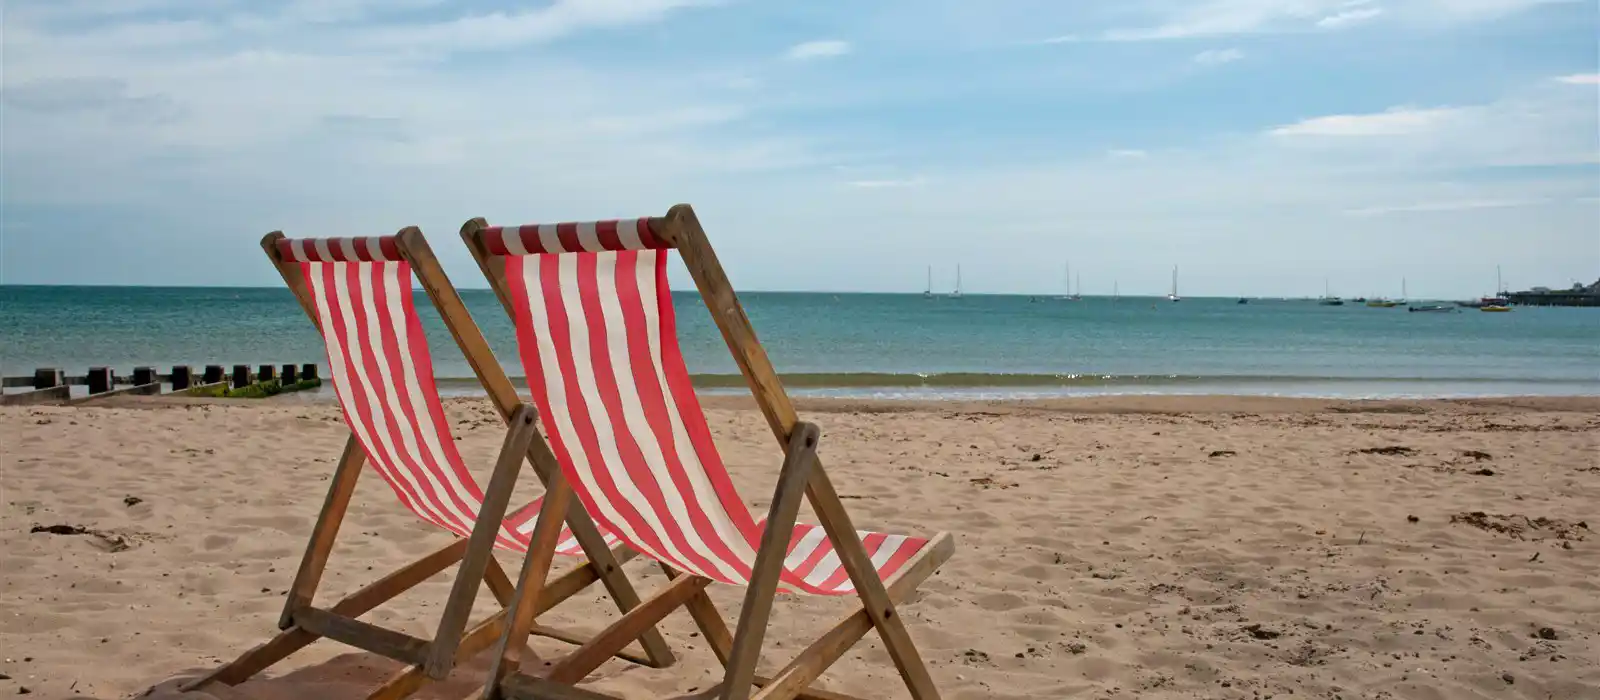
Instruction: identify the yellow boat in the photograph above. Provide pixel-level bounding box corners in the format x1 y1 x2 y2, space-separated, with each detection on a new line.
1480 305 1512 312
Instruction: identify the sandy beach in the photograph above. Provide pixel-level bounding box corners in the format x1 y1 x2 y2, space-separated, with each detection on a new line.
2 394 1596 700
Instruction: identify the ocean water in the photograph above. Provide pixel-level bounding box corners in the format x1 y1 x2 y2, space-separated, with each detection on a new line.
3 285 1597 399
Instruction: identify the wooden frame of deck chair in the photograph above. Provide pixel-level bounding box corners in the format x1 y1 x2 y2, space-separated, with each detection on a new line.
459 204 957 700
182 228 673 700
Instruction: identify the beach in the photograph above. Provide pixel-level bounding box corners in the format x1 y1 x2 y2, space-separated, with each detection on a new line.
2 394 1596 700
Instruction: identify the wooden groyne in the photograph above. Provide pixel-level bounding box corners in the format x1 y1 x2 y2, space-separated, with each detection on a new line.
0 363 321 406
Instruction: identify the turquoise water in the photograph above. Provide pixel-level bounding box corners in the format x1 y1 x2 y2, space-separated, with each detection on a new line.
3 285 1597 399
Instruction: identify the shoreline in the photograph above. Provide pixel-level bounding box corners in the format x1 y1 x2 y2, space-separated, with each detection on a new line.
78 391 1600 415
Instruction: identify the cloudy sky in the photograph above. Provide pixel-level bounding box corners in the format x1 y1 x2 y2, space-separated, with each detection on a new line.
3 0 1596 297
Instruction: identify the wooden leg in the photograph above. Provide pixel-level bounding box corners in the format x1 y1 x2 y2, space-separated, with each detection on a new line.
721 424 820 700
425 406 540 678
752 533 954 700
523 436 676 668
482 470 576 699
279 436 366 629
664 563 735 666
662 204 942 697
801 468 942 700
184 538 469 690
546 574 710 684
484 556 517 606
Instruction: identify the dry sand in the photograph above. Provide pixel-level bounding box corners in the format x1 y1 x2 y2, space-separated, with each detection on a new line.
2 395 1597 699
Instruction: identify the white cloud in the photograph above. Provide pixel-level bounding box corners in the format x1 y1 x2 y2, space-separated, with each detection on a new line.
352 0 712 50
846 176 925 188
1555 73 1600 85
786 39 851 61
1317 6 1386 27
1344 198 1549 216
1107 149 1150 159
1271 107 1464 136
1098 0 1560 40
1193 48 1244 66
1264 85 1598 170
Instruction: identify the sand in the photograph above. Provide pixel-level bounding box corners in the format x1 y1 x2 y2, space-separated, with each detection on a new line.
2 395 1597 699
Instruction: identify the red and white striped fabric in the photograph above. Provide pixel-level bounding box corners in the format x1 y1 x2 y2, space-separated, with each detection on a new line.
482 219 670 256
498 229 930 595
282 235 614 557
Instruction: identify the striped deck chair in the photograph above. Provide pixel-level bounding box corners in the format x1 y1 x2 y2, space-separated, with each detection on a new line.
184 229 672 700
460 205 956 700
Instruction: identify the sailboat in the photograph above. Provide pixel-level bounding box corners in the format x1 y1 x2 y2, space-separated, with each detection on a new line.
1319 278 1344 306
1167 266 1181 302
1367 277 1406 307
1071 271 1083 301
950 264 963 299
1480 265 1511 311
923 265 933 299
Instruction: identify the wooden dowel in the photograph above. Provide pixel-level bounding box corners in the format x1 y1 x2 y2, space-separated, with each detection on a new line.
133 366 158 386
280 364 298 384
204 365 225 384
257 364 278 383
231 365 251 389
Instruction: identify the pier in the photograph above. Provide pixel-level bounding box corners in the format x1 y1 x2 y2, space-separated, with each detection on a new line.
0 363 320 406
1506 279 1600 307
1506 291 1600 307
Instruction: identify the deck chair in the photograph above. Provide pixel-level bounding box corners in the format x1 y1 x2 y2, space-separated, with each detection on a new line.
183 228 673 700
459 205 956 700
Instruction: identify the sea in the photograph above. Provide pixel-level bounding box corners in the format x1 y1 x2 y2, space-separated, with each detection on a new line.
3 285 1597 400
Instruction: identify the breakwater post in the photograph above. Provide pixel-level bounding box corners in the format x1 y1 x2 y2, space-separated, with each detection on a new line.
0 363 322 405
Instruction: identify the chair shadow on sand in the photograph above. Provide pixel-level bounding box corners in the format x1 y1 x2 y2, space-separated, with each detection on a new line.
106 650 724 700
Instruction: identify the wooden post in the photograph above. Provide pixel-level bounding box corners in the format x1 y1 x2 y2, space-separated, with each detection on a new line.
170 366 195 391
33 368 64 390
301 363 319 381
204 365 225 385
133 366 158 386
258 364 279 383
87 367 114 394
232 365 251 389
281 364 298 384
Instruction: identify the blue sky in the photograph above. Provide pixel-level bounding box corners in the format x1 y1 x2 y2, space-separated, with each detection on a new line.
2 0 1596 298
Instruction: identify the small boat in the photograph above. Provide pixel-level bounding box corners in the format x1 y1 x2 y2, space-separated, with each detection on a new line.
1352 297 1367 303
1319 278 1343 305
1366 299 1399 308
1409 304 1455 313
1237 297 1249 304
1481 305 1512 313
923 266 933 299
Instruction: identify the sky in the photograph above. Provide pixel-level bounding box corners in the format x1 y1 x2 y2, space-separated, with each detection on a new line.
2 0 1597 298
